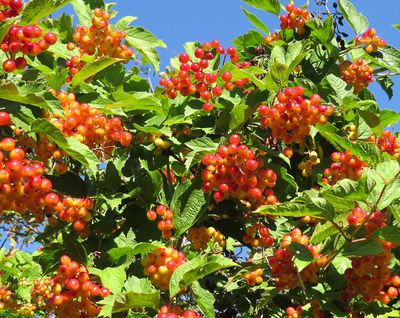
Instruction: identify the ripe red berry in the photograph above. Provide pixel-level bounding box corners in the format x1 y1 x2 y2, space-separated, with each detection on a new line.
3 59 16 73
0 112 11 126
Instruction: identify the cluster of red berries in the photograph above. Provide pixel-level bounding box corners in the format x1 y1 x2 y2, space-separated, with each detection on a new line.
142 247 186 291
0 0 23 20
0 137 56 218
343 208 397 303
376 130 400 159
264 32 281 45
269 228 326 289
285 306 302 318
187 226 226 250
1 24 57 72
355 28 386 53
0 287 16 311
55 196 93 236
32 255 109 318
259 86 333 144
321 151 367 185
201 134 278 208
243 268 264 286
279 3 311 35
159 40 252 112
340 59 374 93
38 91 132 165
157 305 203 318
146 204 174 239
243 223 274 247
0 134 93 234
309 299 325 318
297 150 320 177
66 8 133 82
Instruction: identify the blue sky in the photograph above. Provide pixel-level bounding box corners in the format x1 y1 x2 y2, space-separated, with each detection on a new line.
80 0 399 111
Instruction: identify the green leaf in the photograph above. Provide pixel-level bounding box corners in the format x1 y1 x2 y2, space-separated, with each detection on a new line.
20 0 72 25
31 119 100 171
171 179 209 236
369 46 400 73
289 242 314 272
307 16 334 44
242 0 280 15
394 24 400 33
112 276 160 312
342 238 384 257
377 75 394 100
125 26 166 71
46 171 87 197
326 74 353 98
316 122 381 167
107 91 162 113
241 7 269 34
90 265 126 294
62 232 87 264
338 0 368 34
192 281 216 318
254 193 334 220
380 110 400 130
321 178 368 210
115 16 138 30
72 57 122 87
169 254 238 297
0 82 52 110
70 0 105 25
374 226 400 245
0 17 18 43
108 242 165 263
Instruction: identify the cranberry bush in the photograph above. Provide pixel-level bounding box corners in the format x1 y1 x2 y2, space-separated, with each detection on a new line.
0 0 400 317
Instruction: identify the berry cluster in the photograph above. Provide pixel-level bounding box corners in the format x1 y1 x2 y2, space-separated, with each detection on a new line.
142 247 186 291
42 255 109 318
355 28 386 53
0 287 16 311
243 268 264 286
279 3 311 35
159 40 252 112
153 135 171 155
243 223 274 248
0 0 23 20
147 204 174 239
259 87 333 144
264 32 281 45
56 196 93 236
297 150 320 177
340 59 374 93
201 134 278 208
38 91 132 165
377 130 400 159
187 226 226 250
269 228 326 289
343 208 397 303
322 151 367 185
157 305 202 318
66 8 133 82
348 124 357 141
1 25 57 72
285 306 302 318
0 137 55 219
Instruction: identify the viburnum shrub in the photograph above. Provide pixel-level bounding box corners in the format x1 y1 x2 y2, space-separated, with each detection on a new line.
1 0 400 317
